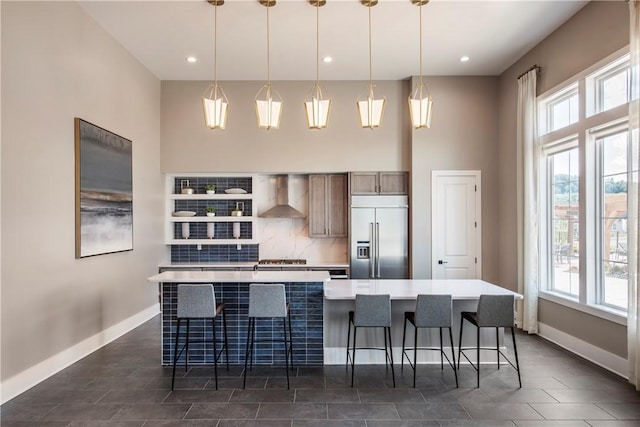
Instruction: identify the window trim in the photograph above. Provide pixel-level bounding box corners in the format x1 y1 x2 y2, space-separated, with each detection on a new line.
536 46 631 325
592 122 630 311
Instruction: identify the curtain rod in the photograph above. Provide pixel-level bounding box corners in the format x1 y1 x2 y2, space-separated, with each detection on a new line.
517 65 540 80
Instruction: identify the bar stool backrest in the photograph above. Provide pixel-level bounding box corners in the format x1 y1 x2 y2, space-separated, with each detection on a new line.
177 284 217 319
249 284 287 318
354 294 391 327
476 294 515 327
414 294 452 327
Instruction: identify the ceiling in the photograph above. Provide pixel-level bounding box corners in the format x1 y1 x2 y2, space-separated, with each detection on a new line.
78 0 589 81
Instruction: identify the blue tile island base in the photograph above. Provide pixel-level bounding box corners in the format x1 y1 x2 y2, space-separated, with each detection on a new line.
160 281 324 366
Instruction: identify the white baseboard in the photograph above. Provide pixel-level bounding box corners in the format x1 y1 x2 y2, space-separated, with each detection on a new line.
0 305 159 405
537 322 628 379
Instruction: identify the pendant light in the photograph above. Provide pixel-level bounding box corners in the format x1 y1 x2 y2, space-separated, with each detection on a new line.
304 0 331 130
408 0 433 129
202 0 229 130
255 0 283 130
357 0 385 129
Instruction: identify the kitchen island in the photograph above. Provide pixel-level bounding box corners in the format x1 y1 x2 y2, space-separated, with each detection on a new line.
323 279 523 365
148 270 330 366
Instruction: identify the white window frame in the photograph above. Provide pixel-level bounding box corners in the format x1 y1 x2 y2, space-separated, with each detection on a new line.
537 47 630 326
542 139 580 300
592 121 631 312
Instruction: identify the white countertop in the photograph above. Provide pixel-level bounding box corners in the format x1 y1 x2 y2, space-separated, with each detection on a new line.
159 262 349 269
148 270 331 283
324 279 523 300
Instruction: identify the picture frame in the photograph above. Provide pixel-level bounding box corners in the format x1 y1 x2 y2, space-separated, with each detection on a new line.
75 118 133 258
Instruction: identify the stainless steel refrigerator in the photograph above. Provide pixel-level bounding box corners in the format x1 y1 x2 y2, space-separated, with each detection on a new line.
350 195 409 279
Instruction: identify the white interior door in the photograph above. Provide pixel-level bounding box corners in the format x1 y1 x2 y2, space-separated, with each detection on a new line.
432 171 481 279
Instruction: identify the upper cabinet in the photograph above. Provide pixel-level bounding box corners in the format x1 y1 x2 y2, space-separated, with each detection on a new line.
349 172 408 195
165 174 257 245
308 174 348 238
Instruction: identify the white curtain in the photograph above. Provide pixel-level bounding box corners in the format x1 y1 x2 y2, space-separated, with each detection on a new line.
517 69 539 334
628 0 640 391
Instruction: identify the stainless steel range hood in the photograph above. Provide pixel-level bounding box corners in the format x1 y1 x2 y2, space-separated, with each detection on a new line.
260 175 306 219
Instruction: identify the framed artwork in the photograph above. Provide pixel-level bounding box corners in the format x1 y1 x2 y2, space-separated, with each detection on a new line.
75 118 133 258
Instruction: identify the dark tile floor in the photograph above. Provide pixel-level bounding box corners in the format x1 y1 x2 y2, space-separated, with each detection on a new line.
2 315 640 426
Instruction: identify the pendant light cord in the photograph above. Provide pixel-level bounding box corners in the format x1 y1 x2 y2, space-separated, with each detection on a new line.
316 1 320 87
368 2 372 90
419 1 423 86
214 2 218 84
267 4 271 87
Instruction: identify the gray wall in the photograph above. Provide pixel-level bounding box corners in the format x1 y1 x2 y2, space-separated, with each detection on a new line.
161 77 502 282
497 1 629 357
161 80 411 173
1 1 163 387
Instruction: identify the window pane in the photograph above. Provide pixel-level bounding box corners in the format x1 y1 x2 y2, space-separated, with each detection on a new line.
603 132 628 176
550 93 579 132
600 131 629 310
600 69 628 111
551 147 580 297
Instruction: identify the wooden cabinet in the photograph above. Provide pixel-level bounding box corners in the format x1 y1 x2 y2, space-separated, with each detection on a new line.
308 174 347 238
349 172 408 195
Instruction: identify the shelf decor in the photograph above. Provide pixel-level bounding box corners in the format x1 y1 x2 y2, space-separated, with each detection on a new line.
74 118 133 258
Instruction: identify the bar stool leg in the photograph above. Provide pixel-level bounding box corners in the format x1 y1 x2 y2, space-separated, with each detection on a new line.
212 318 218 390
511 327 522 388
346 317 352 370
223 309 229 370
350 326 357 387
387 326 395 388
185 319 190 373
383 328 389 369
439 327 444 370
401 316 407 370
457 316 464 370
496 327 500 369
476 324 480 388
171 318 181 391
243 317 253 389
448 327 459 388
283 317 290 389
413 324 418 388
288 313 294 371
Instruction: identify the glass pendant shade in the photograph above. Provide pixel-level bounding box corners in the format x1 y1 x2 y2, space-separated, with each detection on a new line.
357 84 386 129
304 83 331 129
255 0 282 130
255 84 283 129
408 81 433 129
408 0 433 130
202 83 229 129
358 0 384 129
305 0 331 130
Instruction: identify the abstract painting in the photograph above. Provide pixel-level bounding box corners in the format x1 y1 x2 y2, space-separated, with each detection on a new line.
75 118 133 258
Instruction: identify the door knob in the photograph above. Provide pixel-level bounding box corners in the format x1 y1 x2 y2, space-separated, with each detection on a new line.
438 260 448 264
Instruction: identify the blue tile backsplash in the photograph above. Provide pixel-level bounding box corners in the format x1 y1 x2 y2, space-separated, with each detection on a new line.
170 176 259 263
161 281 324 365
171 244 259 263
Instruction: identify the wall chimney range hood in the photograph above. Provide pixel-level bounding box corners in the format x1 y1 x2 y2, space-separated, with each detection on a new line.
260 175 306 219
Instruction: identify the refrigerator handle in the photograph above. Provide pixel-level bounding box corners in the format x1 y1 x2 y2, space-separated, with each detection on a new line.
376 222 381 278
369 222 375 278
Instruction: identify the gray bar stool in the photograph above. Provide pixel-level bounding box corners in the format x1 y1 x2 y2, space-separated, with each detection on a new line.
243 284 293 389
457 294 521 387
401 294 458 388
346 294 395 388
171 284 228 390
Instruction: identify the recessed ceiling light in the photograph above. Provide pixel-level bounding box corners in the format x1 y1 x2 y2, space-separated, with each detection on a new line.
186 56 197 63
460 56 470 63
322 56 333 63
